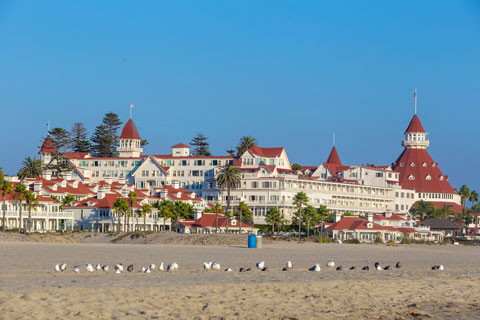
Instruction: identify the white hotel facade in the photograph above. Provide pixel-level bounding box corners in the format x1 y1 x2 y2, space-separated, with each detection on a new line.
38 112 461 225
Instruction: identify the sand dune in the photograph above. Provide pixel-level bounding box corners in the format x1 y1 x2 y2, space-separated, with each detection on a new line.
0 241 479 319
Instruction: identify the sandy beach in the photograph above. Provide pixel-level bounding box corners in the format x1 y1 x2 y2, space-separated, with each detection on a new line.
0 237 479 319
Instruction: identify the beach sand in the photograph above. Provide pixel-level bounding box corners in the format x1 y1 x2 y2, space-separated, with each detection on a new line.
0 239 479 319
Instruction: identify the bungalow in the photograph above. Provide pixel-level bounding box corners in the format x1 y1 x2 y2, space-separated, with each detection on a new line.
418 219 462 238
179 213 257 234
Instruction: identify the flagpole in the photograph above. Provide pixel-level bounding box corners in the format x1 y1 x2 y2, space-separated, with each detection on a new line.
130 104 134 119
414 88 417 115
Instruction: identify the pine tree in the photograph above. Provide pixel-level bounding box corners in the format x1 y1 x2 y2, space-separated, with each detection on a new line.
70 122 91 153
49 128 71 153
90 112 123 157
190 133 211 156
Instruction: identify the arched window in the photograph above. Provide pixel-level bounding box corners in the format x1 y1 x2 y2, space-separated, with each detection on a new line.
408 175 415 180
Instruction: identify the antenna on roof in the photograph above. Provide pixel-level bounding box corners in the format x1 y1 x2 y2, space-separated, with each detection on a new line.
130 104 134 119
333 132 336 146
414 88 417 115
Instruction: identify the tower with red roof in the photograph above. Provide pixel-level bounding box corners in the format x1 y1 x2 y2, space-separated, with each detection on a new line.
116 119 143 157
39 136 56 166
392 114 461 212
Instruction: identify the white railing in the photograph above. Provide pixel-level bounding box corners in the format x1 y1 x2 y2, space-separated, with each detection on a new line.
3 211 74 219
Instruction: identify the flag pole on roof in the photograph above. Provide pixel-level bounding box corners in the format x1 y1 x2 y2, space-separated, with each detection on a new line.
130 104 134 119
333 132 335 147
414 88 417 115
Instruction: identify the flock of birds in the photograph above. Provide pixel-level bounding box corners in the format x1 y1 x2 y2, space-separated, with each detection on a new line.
54 260 445 274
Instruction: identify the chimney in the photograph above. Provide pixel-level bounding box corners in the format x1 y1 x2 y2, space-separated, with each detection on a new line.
366 213 373 222
385 210 392 218
118 177 126 184
42 171 52 180
33 181 42 192
333 212 342 223
160 189 168 199
172 181 180 189
105 177 113 185
194 208 202 220
97 188 106 200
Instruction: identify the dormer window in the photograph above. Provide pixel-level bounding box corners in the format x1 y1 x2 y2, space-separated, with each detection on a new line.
425 174 432 180
410 162 415 167
399 163 404 167
439 176 444 181
422 162 427 167
432 163 436 167
367 222 373 228
408 175 415 180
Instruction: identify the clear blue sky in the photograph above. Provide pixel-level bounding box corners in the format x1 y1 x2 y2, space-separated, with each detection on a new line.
1 1 479 192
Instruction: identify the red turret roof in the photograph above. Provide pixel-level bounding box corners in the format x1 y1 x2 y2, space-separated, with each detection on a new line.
326 146 342 165
405 114 426 133
120 119 141 140
39 136 56 154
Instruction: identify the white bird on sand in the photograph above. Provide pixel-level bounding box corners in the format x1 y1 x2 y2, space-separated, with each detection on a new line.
167 263 179 272
115 268 122 274
54 264 61 272
60 263 67 272
149 264 156 270
438 265 444 271
86 264 95 273
374 262 382 271
286 261 293 269
212 262 221 271
141 266 147 273
256 261 265 269
73 266 80 273
158 262 165 271
310 264 321 272
203 262 212 270
225 267 233 272
102 265 109 272
115 264 124 273
144 267 151 274
95 264 102 271
326 261 335 268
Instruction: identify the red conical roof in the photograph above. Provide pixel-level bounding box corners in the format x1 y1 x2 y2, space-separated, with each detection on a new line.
120 119 141 140
39 136 56 154
405 114 426 133
326 146 342 165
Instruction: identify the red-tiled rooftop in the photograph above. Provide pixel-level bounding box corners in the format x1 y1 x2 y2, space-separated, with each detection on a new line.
248 146 284 158
120 119 141 140
405 114 426 133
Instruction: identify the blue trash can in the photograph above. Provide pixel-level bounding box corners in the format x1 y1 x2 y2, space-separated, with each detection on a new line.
248 234 257 248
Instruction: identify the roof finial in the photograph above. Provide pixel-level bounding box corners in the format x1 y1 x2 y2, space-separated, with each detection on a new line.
333 132 336 147
130 104 134 119
414 88 417 115
47 120 50 133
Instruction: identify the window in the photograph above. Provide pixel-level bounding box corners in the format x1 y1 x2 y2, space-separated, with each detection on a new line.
166 160 172 166
422 162 427 167
375 172 383 178
399 163 404 167
251 182 258 188
212 160 218 166
181 160 187 166
410 162 415 167
408 175 415 180
425 174 432 180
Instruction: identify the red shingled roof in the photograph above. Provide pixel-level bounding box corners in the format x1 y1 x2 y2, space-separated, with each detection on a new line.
326 146 342 166
171 143 191 148
248 147 284 158
39 136 56 153
405 114 426 133
326 216 416 233
120 119 141 140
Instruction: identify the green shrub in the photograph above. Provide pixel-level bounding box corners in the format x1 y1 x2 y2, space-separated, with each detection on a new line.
374 235 384 244
344 238 360 244
401 236 412 244
315 237 333 243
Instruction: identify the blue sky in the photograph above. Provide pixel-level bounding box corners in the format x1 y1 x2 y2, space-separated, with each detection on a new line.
1 0 479 192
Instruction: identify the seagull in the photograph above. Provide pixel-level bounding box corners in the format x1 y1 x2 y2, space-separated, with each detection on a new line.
336 266 343 271
362 266 369 270
203 262 212 270
95 264 102 271
158 262 165 271
167 263 178 272
350 266 356 270
438 265 444 270
246 267 251 272
282 267 288 271
309 264 321 272
384 265 391 270
115 264 124 273
212 262 221 271
144 267 151 274
256 261 265 269
141 266 147 273
261 267 268 272
395 262 402 269
102 265 109 272
432 265 444 270
54 264 61 272
239 267 245 273
225 267 233 272
73 266 80 273
374 262 382 270
149 264 156 270
86 264 95 273
115 268 122 274
286 261 293 269
326 261 335 268
127 264 134 272
60 263 67 272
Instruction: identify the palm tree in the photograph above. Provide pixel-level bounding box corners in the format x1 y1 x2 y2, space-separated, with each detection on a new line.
17 157 43 181
469 190 479 207
459 185 471 208
277 212 287 233
60 194 75 210
0 179 13 232
472 203 480 238
216 165 241 227
236 201 250 234
409 200 435 221
208 203 224 233
113 197 128 232
266 207 280 234
25 191 38 232
154 200 174 231
293 192 309 240
13 184 28 230
127 192 137 232
303 205 320 239
236 136 258 156
317 205 329 236
140 203 152 231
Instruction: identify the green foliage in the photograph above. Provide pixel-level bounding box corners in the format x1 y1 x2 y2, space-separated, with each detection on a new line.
401 236 412 244
409 200 436 221
17 157 43 181
236 136 258 157
60 194 75 210
459 184 471 208
343 239 360 244
291 163 302 171
70 122 91 153
374 234 384 244
234 201 254 226
49 127 71 152
91 112 123 157
315 236 333 243
190 133 211 156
